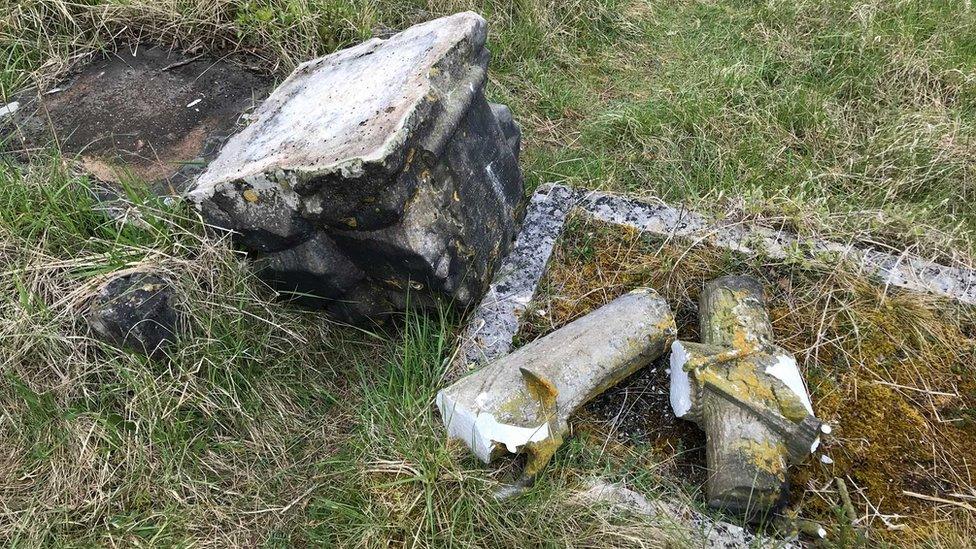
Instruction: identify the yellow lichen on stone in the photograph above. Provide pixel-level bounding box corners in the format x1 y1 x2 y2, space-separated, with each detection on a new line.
242 189 259 203
724 360 777 404
523 431 563 477
734 438 787 476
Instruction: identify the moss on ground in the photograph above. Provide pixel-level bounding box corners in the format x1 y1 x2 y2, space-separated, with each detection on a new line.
523 214 976 545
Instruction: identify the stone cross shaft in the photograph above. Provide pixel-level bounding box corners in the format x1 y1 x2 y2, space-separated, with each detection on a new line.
669 276 828 519
438 288 677 479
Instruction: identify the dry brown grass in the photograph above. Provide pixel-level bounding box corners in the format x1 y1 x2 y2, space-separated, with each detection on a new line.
4 0 976 545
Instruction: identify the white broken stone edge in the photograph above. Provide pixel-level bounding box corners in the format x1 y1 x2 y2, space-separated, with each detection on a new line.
435 391 550 463
765 354 814 416
190 12 487 201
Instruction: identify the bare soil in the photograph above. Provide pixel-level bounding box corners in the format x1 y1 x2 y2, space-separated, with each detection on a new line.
4 46 272 194
582 355 708 485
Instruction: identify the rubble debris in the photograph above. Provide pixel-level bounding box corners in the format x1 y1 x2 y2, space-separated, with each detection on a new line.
88 271 180 356
2 47 271 195
438 288 676 477
669 275 827 519
575 479 798 548
448 183 576 381
188 12 524 321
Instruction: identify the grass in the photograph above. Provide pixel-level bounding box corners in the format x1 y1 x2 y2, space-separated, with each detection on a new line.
0 166 688 546
2 0 976 546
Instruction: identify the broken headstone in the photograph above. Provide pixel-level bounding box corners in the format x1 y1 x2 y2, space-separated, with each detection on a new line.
438 288 676 479
88 271 180 356
3 47 272 195
669 276 828 519
188 12 524 321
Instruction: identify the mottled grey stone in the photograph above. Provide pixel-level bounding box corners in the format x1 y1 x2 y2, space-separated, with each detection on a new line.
88 272 180 356
575 480 798 548
447 184 576 381
578 190 976 305
188 12 524 321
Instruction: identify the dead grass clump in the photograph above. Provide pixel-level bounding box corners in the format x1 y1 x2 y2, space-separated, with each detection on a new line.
526 213 976 544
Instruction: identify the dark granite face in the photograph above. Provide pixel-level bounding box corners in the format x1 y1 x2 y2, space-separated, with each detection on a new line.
3 46 272 195
252 94 525 322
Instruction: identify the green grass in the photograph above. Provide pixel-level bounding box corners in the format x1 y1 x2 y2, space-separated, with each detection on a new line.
0 163 687 545
3 0 976 546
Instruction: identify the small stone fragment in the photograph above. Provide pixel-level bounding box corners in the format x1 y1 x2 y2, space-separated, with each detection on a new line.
0 101 19 118
88 272 180 356
575 480 798 548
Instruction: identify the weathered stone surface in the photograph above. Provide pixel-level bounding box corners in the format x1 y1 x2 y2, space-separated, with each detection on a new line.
669 276 826 519
2 47 272 195
489 102 521 161
438 288 676 477
88 272 180 356
189 12 524 320
579 190 976 305
448 183 576 381
575 480 798 548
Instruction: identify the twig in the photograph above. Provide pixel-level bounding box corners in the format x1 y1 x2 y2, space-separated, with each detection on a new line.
871 379 957 397
835 477 857 524
161 54 204 72
902 491 976 512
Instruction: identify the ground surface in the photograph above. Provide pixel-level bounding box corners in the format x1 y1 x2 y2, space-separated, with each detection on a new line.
5 47 271 193
2 0 976 547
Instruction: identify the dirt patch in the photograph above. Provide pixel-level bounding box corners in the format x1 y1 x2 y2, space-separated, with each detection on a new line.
3 46 273 194
580 355 708 484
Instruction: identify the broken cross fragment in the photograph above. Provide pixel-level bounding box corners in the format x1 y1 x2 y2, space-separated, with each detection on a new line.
669 275 828 519
186 12 524 321
437 288 677 478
